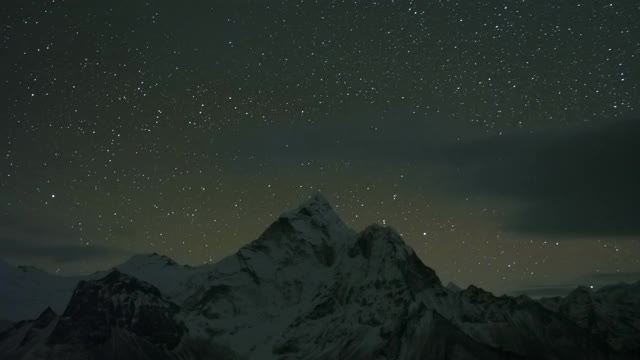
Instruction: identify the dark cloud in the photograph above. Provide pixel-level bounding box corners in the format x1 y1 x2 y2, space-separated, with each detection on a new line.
447 118 640 237
0 210 129 264
0 212 79 242
0 237 127 263
223 115 640 238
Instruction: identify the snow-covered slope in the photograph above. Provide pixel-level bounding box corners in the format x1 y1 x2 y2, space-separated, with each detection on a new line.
180 193 358 356
1 194 638 359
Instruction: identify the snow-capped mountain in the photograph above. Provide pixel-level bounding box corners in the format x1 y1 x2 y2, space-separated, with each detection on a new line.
96 252 206 302
1 194 638 359
0 252 204 322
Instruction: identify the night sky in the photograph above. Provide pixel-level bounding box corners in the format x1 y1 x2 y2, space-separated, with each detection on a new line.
1 0 639 295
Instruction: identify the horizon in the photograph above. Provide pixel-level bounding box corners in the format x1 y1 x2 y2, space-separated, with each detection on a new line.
2 192 637 298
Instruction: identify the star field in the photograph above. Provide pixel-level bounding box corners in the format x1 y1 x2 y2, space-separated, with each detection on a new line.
1 0 639 294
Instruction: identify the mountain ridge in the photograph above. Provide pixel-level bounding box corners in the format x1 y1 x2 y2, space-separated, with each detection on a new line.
1 194 638 359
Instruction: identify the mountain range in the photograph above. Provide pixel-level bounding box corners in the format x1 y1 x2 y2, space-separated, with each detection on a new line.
1 194 638 359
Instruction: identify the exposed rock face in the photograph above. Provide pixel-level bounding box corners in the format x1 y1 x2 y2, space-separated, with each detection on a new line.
0 194 638 360
540 282 640 354
49 269 184 349
0 271 240 360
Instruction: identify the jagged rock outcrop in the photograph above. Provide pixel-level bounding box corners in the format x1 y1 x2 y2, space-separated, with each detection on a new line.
540 282 640 354
48 269 185 349
0 270 240 360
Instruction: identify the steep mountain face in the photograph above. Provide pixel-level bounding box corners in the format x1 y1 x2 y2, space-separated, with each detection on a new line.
48 269 185 348
1 194 638 359
257 224 514 360
180 194 358 355
0 270 240 360
539 282 640 354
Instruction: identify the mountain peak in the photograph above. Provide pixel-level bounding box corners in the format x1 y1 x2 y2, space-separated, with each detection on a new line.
96 268 160 295
234 193 355 272
347 224 442 289
99 268 124 283
38 306 56 318
306 191 331 205
270 192 355 245
32 307 57 329
286 192 335 218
